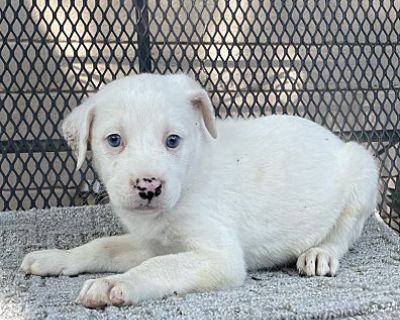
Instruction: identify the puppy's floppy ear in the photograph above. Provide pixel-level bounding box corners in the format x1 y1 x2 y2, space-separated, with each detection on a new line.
177 74 217 139
62 101 95 170
188 88 217 139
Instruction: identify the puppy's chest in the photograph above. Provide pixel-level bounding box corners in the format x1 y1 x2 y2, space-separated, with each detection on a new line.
147 228 185 255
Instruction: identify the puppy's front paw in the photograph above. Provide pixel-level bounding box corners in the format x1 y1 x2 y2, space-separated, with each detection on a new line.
296 247 339 276
20 249 75 276
76 276 136 308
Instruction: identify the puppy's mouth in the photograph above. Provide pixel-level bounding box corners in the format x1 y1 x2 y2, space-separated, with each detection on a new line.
111 197 164 212
133 203 160 212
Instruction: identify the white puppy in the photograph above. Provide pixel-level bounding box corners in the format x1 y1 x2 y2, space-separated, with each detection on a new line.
21 73 378 308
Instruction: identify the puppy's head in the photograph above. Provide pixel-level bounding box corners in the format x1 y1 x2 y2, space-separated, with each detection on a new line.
62 73 216 213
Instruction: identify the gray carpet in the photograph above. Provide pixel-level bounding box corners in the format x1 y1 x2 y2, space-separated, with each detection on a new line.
1 205 400 320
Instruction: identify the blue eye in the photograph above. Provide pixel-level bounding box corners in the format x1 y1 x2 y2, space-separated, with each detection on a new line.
166 134 181 149
107 134 122 147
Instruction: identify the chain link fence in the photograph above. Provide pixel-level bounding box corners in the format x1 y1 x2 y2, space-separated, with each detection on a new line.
1 1 399 233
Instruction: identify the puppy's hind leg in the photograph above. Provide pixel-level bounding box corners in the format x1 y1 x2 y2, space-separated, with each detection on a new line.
297 142 378 277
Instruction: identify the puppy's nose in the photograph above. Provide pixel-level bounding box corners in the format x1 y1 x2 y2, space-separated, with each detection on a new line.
133 177 163 201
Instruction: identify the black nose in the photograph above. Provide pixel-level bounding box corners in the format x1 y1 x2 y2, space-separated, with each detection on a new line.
133 177 163 202
139 190 155 201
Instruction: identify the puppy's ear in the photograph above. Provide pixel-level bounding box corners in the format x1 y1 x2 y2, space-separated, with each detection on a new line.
62 101 95 170
177 74 217 139
189 88 217 139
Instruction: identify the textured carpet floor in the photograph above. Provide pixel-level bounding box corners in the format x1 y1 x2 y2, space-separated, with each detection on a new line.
0 205 399 319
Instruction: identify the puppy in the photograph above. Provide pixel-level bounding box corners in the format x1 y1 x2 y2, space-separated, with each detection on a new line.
21 73 378 308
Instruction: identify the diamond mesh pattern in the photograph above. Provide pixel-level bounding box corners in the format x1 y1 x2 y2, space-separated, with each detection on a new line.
1 1 399 232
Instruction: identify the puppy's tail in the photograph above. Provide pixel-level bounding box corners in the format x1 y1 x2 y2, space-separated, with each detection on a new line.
339 142 378 211
333 142 379 247
316 142 379 259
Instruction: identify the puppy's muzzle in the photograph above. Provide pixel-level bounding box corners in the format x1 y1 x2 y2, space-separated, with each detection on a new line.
133 177 163 202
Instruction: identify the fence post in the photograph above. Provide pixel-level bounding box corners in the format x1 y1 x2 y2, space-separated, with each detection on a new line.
135 0 152 72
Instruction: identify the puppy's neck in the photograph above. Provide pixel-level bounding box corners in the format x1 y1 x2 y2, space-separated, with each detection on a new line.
114 205 169 238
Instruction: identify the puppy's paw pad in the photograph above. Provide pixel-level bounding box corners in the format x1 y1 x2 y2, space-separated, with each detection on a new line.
297 247 339 277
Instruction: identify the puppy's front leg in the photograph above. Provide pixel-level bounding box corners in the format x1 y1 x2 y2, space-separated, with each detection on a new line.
20 235 155 276
77 248 246 308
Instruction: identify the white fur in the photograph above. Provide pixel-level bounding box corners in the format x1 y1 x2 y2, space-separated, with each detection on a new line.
20 73 378 308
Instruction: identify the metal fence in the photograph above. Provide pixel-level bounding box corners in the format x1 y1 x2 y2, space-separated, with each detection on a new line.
1 1 399 233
